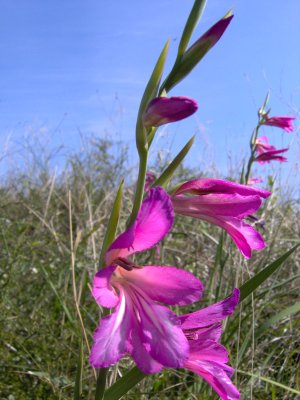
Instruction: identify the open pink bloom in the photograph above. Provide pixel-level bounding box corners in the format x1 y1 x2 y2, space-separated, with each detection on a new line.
180 289 240 400
143 96 198 127
262 115 295 132
255 138 288 164
90 187 204 373
172 179 271 258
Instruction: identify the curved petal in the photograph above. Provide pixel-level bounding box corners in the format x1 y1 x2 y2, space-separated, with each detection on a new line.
173 193 262 218
128 287 189 373
185 360 240 400
90 290 131 368
197 214 265 258
122 265 204 305
174 178 271 199
92 266 119 308
106 187 174 264
188 339 229 364
180 289 239 330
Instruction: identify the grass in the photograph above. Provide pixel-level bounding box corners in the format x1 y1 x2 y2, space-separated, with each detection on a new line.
0 137 299 399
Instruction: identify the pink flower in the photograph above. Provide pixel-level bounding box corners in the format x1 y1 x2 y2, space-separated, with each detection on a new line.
143 96 198 127
172 179 271 258
262 115 295 132
247 177 263 185
90 187 204 373
180 289 240 400
255 137 288 164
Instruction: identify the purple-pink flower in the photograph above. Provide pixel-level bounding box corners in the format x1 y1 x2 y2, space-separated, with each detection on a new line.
255 137 288 164
90 187 204 373
247 177 263 185
181 289 240 400
262 115 295 133
172 178 271 258
143 96 198 127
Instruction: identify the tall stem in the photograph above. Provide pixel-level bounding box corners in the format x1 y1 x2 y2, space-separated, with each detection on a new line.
127 150 148 227
243 123 261 184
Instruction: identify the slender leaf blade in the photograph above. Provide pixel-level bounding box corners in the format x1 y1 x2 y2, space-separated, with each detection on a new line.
239 243 300 302
153 136 195 188
103 367 146 400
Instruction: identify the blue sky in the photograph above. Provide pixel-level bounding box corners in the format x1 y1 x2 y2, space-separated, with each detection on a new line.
1 0 299 189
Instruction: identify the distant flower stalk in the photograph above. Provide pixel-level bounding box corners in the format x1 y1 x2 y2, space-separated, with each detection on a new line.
172 178 270 258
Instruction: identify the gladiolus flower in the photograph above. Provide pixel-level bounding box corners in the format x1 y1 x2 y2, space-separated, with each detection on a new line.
172 178 271 258
262 115 295 132
255 137 288 164
180 289 240 400
143 96 198 127
90 187 204 373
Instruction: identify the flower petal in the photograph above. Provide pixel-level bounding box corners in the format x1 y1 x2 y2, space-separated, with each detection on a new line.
173 193 262 218
122 265 204 305
106 187 174 264
174 178 271 199
189 339 229 364
90 290 131 368
92 266 119 308
180 289 239 330
130 296 189 373
185 360 240 400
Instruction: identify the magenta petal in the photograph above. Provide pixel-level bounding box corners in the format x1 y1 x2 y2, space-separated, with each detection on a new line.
189 340 229 364
92 266 119 308
203 215 265 258
173 193 262 218
123 265 204 305
174 178 271 199
143 96 198 127
186 360 240 400
131 299 189 373
180 289 240 330
106 187 174 264
90 291 131 368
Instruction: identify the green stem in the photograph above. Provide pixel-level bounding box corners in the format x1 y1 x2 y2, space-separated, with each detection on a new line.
95 368 108 400
127 150 148 227
243 123 261 184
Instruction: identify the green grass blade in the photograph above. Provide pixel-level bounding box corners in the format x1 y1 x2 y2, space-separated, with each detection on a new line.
237 369 300 395
255 301 300 337
40 264 75 326
99 180 124 267
103 367 146 400
153 136 195 188
239 243 300 302
73 340 83 400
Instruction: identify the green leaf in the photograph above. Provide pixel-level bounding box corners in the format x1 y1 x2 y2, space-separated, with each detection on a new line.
153 136 195 188
237 369 300 395
99 180 124 267
255 301 300 337
103 367 146 400
177 0 207 58
239 243 300 302
136 40 170 153
73 340 83 400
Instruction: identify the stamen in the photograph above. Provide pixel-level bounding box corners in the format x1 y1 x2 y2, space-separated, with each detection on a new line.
114 257 142 271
